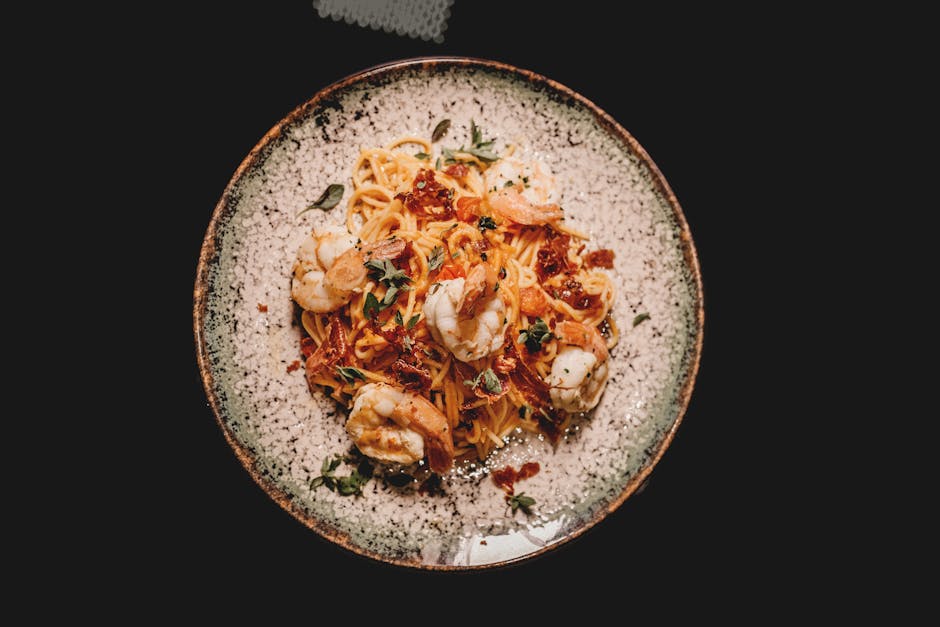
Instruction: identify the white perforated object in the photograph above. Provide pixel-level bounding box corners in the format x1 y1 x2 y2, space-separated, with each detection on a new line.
313 0 453 42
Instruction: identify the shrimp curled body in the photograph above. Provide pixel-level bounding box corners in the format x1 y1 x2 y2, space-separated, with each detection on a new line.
292 228 406 313
546 321 610 412
346 382 454 472
423 264 509 363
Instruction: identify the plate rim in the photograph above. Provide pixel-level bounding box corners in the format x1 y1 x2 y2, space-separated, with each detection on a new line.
193 56 704 571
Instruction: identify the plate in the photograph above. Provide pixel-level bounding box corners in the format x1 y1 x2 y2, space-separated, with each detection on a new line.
194 57 703 569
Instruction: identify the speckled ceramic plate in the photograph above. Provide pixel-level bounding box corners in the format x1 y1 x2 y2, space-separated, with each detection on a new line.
194 57 703 569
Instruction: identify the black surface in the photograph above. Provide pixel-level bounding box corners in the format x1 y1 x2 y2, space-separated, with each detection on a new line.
139 2 807 600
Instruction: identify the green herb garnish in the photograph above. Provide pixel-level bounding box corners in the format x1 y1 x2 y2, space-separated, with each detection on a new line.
394 310 404 326
298 183 344 216
478 216 498 231
407 314 421 329
428 246 445 271
336 366 365 384
431 119 451 142
364 259 411 288
633 313 651 327
518 317 553 353
464 368 502 394
414 152 430 160
508 493 536 514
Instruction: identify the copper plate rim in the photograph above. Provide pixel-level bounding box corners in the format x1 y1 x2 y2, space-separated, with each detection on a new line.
193 56 704 571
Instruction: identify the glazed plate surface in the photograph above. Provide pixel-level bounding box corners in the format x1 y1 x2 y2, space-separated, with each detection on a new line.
194 58 703 569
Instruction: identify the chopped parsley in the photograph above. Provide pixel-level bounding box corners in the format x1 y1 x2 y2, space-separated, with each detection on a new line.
435 156 442 170
414 152 430 160
518 318 553 353
407 314 421 329
394 310 404 326
503 180 514 188
633 312 651 327
428 246 445 271
297 183 344 216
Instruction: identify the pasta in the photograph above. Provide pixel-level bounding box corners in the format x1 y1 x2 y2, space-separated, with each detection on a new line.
291 123 618 472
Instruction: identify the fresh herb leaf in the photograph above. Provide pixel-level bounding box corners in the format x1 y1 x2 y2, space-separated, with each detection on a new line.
394 310 404 326
435 156 442 170
336 366 365 384
382 286 400 308
471 119 482 145
428 246 445 271
518 318 553 353
466 146 499 162
363 292 381 319
432 119 451 142
503 180 515 188
414 152 430 160
442 147 457 165
407 314 421 329
481 368 502 394
298 183 344 216
452 251 460 258
429 282 442 295
464 368 501 394
364 259 411 288
509 493 536 514
478 216 498 231
633 313 651 327
402 335 414 352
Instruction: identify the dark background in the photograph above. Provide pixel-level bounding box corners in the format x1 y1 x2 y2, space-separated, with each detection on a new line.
131 1 827 604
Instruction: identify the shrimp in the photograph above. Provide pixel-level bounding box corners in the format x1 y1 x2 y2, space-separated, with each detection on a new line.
291 228 406 312
546 320 610 413
346 383 454 472
484 156 559 205
423 264 509 363
485 156 563 226
488 188 563 226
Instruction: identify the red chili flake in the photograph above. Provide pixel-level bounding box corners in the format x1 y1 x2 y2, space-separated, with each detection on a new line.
535 227 573 282
492 462 541 495
555 278 602 311
455 196 481 222
286 360 301 373
395 169 455 220
444 163 468 178
584 249 615 269
257 303 268 312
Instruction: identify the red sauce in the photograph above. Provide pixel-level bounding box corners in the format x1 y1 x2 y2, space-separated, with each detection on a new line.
455 196 481 222
492 462 540 495
286 360 301 373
